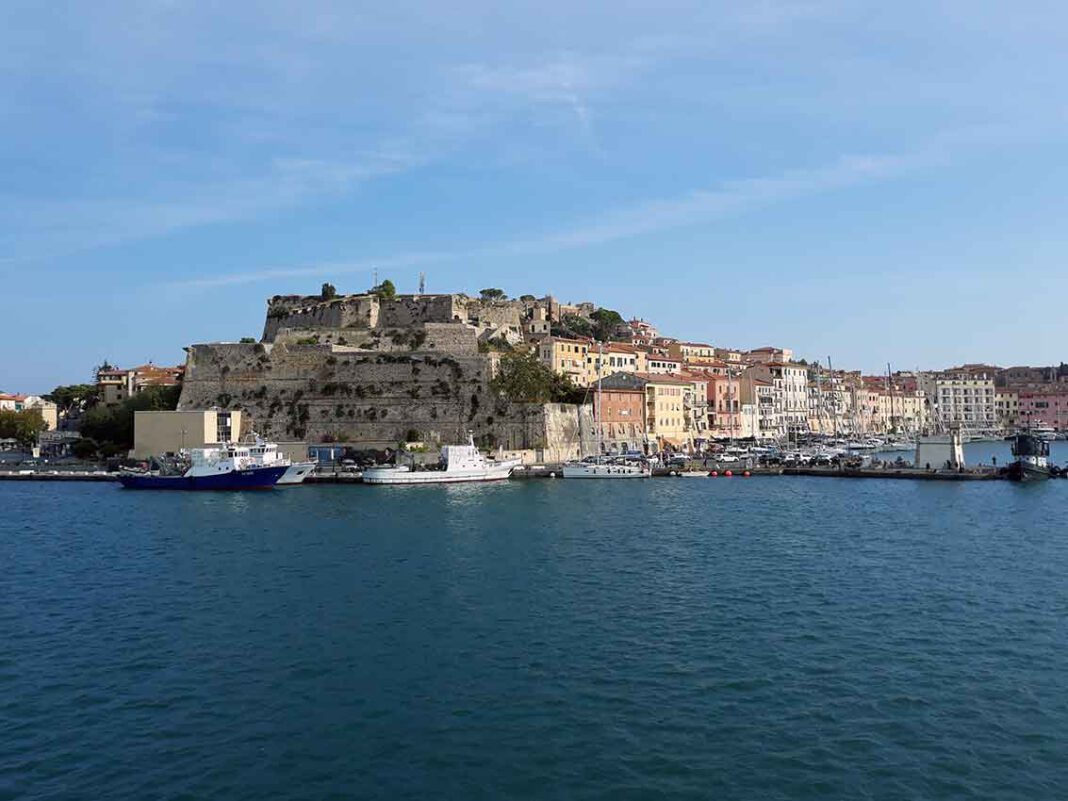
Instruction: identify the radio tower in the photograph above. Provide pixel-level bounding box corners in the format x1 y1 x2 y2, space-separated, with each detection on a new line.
418 272 426 295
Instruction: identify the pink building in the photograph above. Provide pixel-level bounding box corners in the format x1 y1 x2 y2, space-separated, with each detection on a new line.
1017 389 1068 431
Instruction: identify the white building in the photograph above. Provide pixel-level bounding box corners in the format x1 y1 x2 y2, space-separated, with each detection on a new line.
919 369 998 434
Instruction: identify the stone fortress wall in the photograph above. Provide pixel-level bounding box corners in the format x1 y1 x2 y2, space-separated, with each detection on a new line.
178 291 592 457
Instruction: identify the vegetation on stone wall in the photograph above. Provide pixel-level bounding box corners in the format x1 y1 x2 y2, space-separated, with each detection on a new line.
477 336 514 353
479 288 507 300
321 282 337 299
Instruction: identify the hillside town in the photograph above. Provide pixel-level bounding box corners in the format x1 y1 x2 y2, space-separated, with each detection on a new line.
2 285 1068 461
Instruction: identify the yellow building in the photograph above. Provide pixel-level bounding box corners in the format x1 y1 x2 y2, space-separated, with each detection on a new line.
132 410 243 458
995 390 1019 430
600 373 695 451
640 374 694 450
667 342 715 364
538 337 592 386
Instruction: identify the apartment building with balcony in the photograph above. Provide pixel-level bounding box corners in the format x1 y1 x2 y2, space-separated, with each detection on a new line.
919 369 997 434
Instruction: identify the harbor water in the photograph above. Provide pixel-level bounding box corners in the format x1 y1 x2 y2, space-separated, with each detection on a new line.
3 476 1068 799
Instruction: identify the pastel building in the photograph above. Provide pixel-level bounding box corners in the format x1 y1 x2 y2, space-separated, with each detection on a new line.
538 337 592 386
1017 389 1068 431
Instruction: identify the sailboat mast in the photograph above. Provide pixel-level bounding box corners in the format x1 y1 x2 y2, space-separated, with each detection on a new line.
596 342 603 459
827 356 839 439
887 362 896 435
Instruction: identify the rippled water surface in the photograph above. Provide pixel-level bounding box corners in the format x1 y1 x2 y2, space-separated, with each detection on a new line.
3 478 1068 800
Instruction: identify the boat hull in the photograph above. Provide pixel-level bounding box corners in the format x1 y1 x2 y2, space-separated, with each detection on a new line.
1006 461 1051 482
119 465 287 490
561 464 649 478
276 461 316 485
362 465 515 485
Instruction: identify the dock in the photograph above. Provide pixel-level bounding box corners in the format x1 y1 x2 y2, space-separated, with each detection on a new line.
782 466 1003 481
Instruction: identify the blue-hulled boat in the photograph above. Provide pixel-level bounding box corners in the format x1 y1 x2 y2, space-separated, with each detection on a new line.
119 444 287 490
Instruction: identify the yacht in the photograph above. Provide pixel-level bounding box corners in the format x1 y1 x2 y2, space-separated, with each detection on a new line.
362 436 519 484
1031 423 1057 442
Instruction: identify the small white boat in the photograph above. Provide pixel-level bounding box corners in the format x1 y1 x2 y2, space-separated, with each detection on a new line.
678 470 711 478
562 460 650 478
362 437 518 485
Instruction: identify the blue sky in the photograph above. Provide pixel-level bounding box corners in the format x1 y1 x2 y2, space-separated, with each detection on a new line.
4 0 1068 392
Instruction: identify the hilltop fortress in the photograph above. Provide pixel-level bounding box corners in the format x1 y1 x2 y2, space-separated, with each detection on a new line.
177 291 590 458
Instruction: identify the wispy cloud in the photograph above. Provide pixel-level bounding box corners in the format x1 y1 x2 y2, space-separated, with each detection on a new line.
171 251 450 290
0 150 420 261
508 151 928 253
456 55 640 154
169 143 931 290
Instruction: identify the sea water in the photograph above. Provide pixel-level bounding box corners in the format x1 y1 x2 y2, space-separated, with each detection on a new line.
2 475 1067 799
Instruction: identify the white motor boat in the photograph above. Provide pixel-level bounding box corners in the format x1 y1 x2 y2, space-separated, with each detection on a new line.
362 437 519 484
562 460 650 478
246 436 317 485
1031 423 1057 442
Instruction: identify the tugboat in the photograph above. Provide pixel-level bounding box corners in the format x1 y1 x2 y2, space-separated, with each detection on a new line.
1006 431 1051 482
119 444 287 490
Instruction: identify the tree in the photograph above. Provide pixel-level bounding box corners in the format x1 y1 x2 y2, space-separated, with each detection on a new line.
79 385 181 454
321 282 337 299
239 337 257 344
71 438 99 460
47 383 98 414
519 294 536 302
480 288 507 301
92 360 114 382
0 409 47 447
551 314 592 340
369 279 396 299
589 308 625 341
492 352 583 404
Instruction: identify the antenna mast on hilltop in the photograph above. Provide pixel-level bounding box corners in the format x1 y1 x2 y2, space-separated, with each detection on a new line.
372 267 378 288
419 272 426 295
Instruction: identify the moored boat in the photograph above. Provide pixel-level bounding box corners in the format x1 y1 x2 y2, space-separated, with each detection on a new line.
246 436 317 485
562 460 650 478
362 436 518 485
119 445 287 490
1006 432 1051 482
